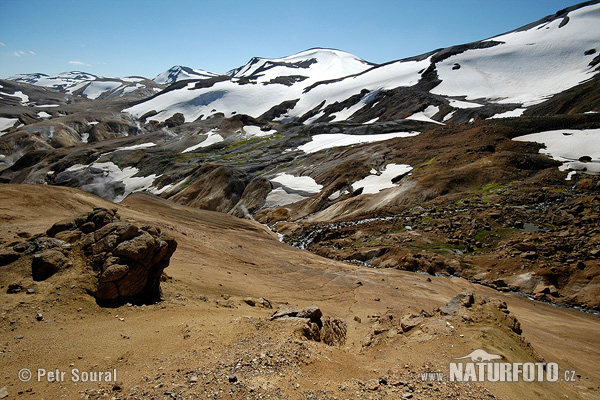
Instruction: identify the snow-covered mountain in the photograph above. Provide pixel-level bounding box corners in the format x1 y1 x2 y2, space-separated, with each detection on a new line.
152 66 220 85
7 71 163 100
124 2 600 125
226 48 375 82
124 48 376 124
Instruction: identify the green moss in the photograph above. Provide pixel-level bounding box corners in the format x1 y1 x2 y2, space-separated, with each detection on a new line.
411 156 437 172
476 182 506 193
418 156 436 168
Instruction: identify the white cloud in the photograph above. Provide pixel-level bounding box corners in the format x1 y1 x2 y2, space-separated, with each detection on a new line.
69 60 91 66
0 42 6 46
13 49 36 57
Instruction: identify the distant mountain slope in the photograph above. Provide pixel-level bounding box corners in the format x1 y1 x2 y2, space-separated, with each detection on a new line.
124 48 376 123
152 65 220 85
8 71 164 100
123 1 600 125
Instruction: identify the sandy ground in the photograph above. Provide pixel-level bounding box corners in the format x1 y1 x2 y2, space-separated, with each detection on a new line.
0 184 599 399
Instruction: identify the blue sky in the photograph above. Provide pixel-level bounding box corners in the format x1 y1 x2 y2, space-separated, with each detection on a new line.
0 0 582 79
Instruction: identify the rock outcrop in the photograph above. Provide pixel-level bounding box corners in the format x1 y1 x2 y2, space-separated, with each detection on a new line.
270 305 347 346
4 208 177 306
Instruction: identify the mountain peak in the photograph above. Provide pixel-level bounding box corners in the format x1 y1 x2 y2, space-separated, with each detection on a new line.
226 47 375 83
152 66 219 85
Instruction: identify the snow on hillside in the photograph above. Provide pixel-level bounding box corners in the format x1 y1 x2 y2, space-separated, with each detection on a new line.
297 131 420 154
0 117 19 133
352 163 413 194
513 128 600 177
7 71 156 99
153 66 219 85
265 172 323 207
125 49 378 123
228 48 373 82
8 71 100 89
431 3 600 106
125 3 600 125
284 57 430 122
82 81 124 100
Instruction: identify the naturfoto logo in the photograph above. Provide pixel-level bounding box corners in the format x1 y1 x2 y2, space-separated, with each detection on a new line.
447 349 575 383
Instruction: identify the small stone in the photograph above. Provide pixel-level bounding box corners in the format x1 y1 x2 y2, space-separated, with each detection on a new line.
15 335 23 340
26 288 36 295
0 387 7 399
228 375 238 383
189 376 198 383
6 283 22 294
35 313 43 321
365 379 379 390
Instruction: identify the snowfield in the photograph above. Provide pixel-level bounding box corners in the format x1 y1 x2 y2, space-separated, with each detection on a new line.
182 130 224 153
265 172 323 207
513 128 600 176
124 49 429 123
297 131 420 154
431 4 600 106
352 163 413 194
121 1 600 126
115 142 156 151
0 117 19 133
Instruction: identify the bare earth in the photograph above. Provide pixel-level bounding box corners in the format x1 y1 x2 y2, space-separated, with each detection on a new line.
1 184 599 399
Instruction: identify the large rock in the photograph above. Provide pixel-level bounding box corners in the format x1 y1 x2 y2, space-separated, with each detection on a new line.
440 290 474 315
9 208 177 306
31 250 69 281
82 222 177 305
270 305 346 346
47 208 119 238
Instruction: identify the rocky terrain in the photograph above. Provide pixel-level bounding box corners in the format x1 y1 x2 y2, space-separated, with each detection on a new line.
1 1 600 399
0 185 599 400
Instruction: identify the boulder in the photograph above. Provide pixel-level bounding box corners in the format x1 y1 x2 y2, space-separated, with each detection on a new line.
440 290 474 315
320 316 347 346
0 249 20 266
87 223 177 305
271 305 346 346
31 250 69 281
8 208 176 306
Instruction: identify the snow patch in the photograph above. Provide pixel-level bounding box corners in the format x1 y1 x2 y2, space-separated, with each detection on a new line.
448 99 483 109
83 81 123 99
406 105 444 125
298 131 420 154
115 142 156 151
10 91 29 104
352 163 413 194
489 108 526 119
89 162 158 202
243 125 277 138
0 117 19 132
182 130 224 153
265 173 323 207
513 128 600 175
